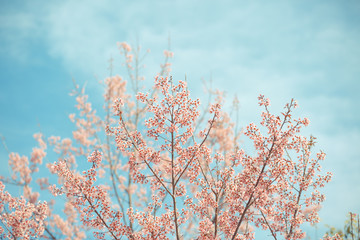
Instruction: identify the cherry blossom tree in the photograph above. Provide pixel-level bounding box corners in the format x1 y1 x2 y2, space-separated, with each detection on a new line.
1 42 335 239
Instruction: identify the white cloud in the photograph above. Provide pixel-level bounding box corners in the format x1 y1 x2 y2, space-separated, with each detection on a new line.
0 10 43 63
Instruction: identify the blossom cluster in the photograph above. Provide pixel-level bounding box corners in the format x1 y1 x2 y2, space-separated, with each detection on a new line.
0 181 48 239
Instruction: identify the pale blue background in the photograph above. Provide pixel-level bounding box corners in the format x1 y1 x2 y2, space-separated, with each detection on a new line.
1 0 359 238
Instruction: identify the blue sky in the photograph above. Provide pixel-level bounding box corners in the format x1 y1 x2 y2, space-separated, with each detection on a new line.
0 0 359 238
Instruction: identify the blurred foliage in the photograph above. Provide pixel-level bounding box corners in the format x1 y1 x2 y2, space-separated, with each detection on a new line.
326 212 359 239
